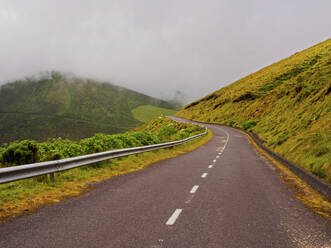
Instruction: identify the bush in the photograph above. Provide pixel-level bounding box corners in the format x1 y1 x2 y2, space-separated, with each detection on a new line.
157 125 178 141
242 120 257 130
177 129 192 139
0 117 204 167
44 149 64 161
228 120 236 127
1 140 40 166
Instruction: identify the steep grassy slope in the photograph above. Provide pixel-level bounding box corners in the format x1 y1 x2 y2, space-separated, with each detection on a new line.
0 72 179 143
177 39 331 182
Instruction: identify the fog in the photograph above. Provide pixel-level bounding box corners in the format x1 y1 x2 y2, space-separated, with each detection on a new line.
0 0 330 103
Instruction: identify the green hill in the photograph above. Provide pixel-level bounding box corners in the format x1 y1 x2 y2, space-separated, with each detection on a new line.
177 39 331 182
0 72 180 143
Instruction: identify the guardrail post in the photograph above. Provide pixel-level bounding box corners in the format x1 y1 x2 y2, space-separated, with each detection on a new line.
49 173 55 181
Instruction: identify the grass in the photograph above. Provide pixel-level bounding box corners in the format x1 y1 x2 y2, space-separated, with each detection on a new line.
177 38 331 183
0 71 179 143
131 105 177 123
0 128 212 222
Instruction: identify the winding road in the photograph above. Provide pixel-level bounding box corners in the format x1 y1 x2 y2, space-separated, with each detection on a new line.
0 118 330 247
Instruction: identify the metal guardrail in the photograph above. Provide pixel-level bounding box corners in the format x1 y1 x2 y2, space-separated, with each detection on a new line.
0 128 207 184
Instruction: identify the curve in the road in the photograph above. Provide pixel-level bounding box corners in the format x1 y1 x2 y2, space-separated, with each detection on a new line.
0 120 330 248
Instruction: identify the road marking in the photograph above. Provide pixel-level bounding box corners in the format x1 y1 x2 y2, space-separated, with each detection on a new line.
201 173 208 178
216 155 220 158
213 159 216 163
190 185 199 193
185 195 195 204
208 165 213 169
166 209 182 225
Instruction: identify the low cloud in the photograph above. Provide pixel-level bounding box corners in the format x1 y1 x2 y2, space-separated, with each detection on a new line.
0 0 330 103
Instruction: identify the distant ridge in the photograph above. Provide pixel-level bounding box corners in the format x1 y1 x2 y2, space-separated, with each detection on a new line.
0 71 179 143
177 39 331 182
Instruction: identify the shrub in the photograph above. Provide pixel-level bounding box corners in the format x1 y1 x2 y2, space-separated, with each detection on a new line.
1 140 40 166
228 120 236 127
176 129 192 140
44 149 64 161
242 120 257 130
0 117 203 167
157 125 178 141
131 131 159 145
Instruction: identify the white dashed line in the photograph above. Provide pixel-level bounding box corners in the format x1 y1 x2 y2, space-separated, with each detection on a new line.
166 209 182 225
201 173 208 178
216 155 220 158
208 165 213 169
190 185 199 194
218 152 222 155
213 159 216 163
185 195 195 204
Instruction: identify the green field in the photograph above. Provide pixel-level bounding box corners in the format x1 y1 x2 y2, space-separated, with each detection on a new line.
177 39 331 182
131 105 177 123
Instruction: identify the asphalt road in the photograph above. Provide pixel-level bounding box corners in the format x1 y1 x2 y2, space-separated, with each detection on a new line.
0 118 330 248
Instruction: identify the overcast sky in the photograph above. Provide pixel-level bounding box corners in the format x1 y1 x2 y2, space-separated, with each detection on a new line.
0 0 330 103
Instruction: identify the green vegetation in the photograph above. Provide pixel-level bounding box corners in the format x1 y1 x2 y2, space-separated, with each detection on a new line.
0 117 208 221
0 72 180 143
1 140 39 166
131 105 177 123
0 117 203 167
177 39 331 183
242 120 257 130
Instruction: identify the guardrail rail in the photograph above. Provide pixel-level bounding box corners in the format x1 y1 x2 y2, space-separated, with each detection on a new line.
0 128 207 184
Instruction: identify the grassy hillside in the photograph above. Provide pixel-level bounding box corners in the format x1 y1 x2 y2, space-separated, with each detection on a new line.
177 39 331 182
0 72 179 143
132 105 177 123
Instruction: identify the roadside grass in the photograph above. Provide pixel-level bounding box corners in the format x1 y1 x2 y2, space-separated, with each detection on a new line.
0 130 212 222
131 105 177 123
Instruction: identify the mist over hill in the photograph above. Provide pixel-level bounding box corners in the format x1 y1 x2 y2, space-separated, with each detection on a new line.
177 39 331 182
0 71 180 143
